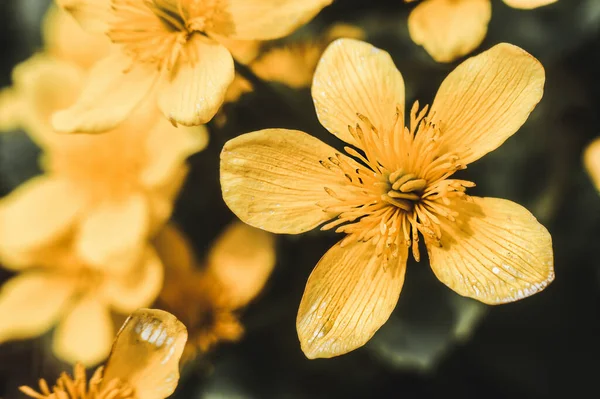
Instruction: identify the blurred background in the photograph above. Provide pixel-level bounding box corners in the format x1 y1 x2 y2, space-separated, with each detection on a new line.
1 0 600 398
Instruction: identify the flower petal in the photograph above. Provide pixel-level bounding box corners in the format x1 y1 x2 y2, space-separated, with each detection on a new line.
52 52 157 133
0 273 75 342
297 240 408 359
56 0 112 34
141 120 208 187
43 5 112 69
425 197 554 305
207 222 276 309
219 0 333 40
157 36 234 126
584 138 600 192
503 0 557 9
408 0 491 63
312 38 405 147
100 247 164 314
430 43 545 165
220 128 348 234
0 177 83 255
76 194 149 271
102 308 187 399
53 295 114 366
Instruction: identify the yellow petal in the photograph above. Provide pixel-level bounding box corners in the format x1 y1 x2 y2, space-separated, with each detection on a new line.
408 0 491 63
153 224 196 274
147 166 188 235
158 36 234 126
312 38 405 148
584 138 600 192
430 43 545 165
297 240 408 359
52 52 157 133
0 177 83 254
53 295 114 366
76 195 149 271
101 247 164 314
10 55 83 146
56 0 111 34
210 34 261 65
207 222 276 309
0 273 75 342
102 308 187 399
218 0 333 40
0 88 23 132
503 0 557 9
43 5 111 69
220 128 348 234
425 197 554 305
141 120 208 187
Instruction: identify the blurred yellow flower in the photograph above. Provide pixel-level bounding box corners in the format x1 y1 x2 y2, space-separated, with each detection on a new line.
20 308 187 399
220 39 554 358
407 0 557 63
53 0 333 132
0 235 164 365
0 54 206 271
154 222 275 361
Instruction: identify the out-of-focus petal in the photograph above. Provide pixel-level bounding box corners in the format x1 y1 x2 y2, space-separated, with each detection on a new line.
208 222 276 309
584 138 600 192
312 38 405 148
408 0 491 63
102 308 187 399
52 52 157 133
210 34 261 64
153 224 196 273
503 0 557 9
76 194 149 271
10 55 83 146
216 0 333 40
157 35 234 126
43 5 111 69
430 43 545 165
53 295 114 366
141 121 208 187
0 273 75 342
425 197 554 305
0 177 83 255
101 247 164 314
56 0 112 34
297 240 408 359
220 128 349 234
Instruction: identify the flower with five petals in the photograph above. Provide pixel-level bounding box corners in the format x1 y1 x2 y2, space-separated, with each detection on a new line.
220 39 554 359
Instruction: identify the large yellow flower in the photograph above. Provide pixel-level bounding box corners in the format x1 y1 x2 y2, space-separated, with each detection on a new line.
220 39 554 359
0 53 205 271
154 222 275 361
407 0 558 63
53 0 333 132
0 238 163 366
20 308 187 399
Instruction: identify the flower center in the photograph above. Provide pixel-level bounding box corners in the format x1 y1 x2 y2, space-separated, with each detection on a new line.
108 0 233 71
318 102 475 263
20 364 134 399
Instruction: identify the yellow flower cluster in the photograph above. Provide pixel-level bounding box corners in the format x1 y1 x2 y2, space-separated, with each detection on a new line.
0 0 569 394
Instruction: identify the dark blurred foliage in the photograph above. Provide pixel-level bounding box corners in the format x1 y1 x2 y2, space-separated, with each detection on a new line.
1 0 600 398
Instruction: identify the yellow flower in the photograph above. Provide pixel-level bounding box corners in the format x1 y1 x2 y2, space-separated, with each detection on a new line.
0 54 206 271
407 0 557 63
154 222 275 361
53 0 333 132
0 235 164 365
220 39 554 359
20 308 187 399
